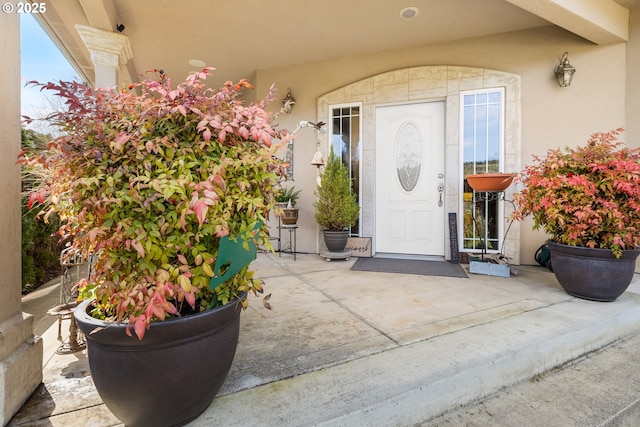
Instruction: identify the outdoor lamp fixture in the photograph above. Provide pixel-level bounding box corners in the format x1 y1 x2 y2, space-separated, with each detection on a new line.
282 88 296 114
554 52 576 87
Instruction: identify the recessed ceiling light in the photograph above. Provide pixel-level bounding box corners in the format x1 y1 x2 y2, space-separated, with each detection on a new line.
188 59 206 68
399 7 419 19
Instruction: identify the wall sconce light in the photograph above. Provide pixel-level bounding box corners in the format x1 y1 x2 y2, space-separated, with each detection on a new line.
554 52 576 87
282 88 296 114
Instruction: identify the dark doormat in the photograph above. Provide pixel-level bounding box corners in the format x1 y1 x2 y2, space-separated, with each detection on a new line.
351 257 468 278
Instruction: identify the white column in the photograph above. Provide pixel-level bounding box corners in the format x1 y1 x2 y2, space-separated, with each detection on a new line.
0 12 43 425
75 24 132 88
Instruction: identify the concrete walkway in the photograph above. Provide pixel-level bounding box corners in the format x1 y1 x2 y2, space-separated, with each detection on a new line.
10 253 640 426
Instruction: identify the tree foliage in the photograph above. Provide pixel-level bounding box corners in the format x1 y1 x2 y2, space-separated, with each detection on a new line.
21 127 62 294
314 149 360 231
19 69 288 338
512 128 640 258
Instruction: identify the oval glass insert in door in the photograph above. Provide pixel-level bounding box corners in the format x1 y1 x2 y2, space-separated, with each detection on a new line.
394 121 422 192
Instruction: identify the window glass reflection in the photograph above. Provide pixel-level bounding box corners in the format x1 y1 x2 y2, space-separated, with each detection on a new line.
331 105 361 235
462 89 504 251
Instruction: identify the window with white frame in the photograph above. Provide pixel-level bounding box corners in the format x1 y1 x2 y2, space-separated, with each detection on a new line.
329 104 362 236
461 89 505 252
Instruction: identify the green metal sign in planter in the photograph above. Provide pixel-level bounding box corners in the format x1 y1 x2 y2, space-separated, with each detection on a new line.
209 222 260 290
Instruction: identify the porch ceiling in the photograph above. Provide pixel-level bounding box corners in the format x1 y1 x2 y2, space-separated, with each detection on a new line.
34 0 635 88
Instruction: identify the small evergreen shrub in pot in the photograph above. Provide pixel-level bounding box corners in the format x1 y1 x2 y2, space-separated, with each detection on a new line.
20 69 287 426
314 149 360 253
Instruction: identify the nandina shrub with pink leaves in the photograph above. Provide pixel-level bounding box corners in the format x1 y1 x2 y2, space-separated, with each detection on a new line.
512 128 640 258
19 69 288 339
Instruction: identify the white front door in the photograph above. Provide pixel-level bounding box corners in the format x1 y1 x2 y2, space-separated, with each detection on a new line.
375 102 445 256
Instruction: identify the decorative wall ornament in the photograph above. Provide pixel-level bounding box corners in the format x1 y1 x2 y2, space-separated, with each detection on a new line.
285 141 294 179
282 88 295 114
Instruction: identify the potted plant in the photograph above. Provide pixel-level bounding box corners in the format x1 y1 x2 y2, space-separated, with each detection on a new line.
512 128 640 301
275 185 301 225
313 149 360 253
19 69 287 426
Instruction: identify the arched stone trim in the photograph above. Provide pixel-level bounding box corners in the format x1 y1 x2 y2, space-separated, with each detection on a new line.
317 66 521 263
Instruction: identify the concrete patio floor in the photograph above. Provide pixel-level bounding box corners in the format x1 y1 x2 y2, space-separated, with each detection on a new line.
11 253 640 426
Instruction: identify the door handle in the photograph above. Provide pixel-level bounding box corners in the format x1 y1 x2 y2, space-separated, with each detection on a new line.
437 183 444 207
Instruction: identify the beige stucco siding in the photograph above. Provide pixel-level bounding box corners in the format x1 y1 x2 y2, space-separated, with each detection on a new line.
257 25 628 263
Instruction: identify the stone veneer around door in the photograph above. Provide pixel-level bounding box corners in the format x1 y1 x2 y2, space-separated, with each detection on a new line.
316 66 521 263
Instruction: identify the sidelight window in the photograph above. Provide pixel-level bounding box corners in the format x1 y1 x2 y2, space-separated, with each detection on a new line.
461 89 505 252
329 104 362 235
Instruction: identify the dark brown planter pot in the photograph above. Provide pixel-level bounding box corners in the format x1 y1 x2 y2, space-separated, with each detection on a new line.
74 296 244 427
323 230 350 252
547 240 640 302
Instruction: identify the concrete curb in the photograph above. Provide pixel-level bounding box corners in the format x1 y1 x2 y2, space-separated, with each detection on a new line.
190 294 640 426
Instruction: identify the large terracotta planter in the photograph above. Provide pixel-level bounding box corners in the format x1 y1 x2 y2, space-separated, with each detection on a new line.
74 296 244 427
466 173 515 192
547 240 640 302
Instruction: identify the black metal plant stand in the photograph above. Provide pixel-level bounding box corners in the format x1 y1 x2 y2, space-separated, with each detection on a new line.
275 216 297 260
278 224 298 260
472 190 516 259
47 248 89 355
469 190 516 278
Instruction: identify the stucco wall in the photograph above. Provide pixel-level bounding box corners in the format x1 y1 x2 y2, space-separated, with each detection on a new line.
627 3 640 146
256 26 628 263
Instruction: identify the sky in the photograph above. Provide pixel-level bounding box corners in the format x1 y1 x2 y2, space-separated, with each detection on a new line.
20 13 79 132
